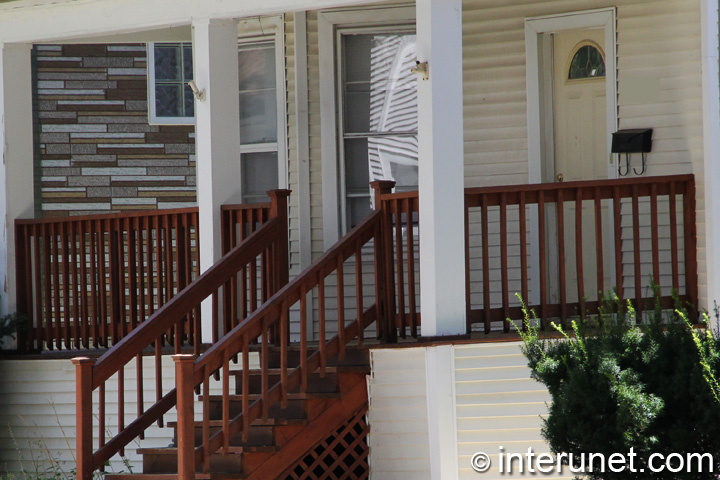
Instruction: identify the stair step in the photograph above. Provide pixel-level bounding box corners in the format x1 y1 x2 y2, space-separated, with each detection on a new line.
105 475 212 480
264 348 369 369
198 392 341 402
229 369 339 394
139 446 276 474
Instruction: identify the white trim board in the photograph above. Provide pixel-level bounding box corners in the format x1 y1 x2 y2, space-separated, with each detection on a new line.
318 4 415 248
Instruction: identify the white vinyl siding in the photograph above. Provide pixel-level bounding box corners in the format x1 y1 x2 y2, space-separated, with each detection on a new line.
367 348 431 479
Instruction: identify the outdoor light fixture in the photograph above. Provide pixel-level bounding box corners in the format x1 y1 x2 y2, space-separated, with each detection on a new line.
188 80 205 101
612 128 652 176
410 60 429 80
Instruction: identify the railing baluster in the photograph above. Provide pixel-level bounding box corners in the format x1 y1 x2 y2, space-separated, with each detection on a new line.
500 192 510 331
481 194 491 333
650 183 660 289
280 300 288 408
242 340 250 443
223 349 231 453
118 365 125 456
613 186 623 304
70 221 80 349
136 353 144 439
261 320 269 419
632 185 642 320
337 256 346 359
519 192 529 313
355 244 364 346
575 188 585 318
557 189 567 327
128 217 138 332
669 182 679 293
61 221 71 348
98 220 108 346
202 364 211 472
155 339 163 427
464 193 472 334
683 179 698 312
394 200 405 338
33 225 43 349
406 198 417 338
594 187 604 306
538 191 547 328
43 223 53 349
51 221 61 349
318 273 326 375
300 284 308 392
89 222 98 348
79 222 89 349
138 216 146 328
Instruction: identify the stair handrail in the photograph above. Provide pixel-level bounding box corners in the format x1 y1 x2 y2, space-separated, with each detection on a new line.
72 190 290 480
174 182 396 476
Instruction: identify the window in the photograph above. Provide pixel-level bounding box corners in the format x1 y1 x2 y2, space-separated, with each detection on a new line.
238 41 281 204
568 42 606 80
339 30 418 230
148 42 195 124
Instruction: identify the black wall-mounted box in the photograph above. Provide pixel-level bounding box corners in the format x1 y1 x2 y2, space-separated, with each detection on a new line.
611 128 653 154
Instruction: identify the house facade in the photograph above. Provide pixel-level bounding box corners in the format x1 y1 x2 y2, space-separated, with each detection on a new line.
0 0 718 478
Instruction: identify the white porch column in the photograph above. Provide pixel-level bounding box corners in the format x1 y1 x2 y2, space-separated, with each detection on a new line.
0 43 35 317
701 0 720 318
192 19 241 342
416 0 466 336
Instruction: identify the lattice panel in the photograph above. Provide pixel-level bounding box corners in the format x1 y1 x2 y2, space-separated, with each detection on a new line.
285 407 370 480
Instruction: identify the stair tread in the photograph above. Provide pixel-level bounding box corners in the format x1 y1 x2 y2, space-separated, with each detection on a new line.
198 392 341 401
166 418 309 428
227 365 368 376
137 445 277 455
105 475 211 480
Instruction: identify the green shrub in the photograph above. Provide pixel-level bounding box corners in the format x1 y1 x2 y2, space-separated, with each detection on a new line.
517 293 720 479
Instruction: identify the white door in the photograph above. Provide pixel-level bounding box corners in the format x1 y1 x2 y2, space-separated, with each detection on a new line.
547 28 612 307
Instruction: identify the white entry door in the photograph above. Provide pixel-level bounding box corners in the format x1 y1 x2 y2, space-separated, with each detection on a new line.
548 28 612 306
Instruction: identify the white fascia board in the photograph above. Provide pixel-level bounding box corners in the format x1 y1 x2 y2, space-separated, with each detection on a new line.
0 0 369 44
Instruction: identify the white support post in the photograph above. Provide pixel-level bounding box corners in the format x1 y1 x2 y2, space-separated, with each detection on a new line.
701 0 720 320
192 19 241 342
425 345 460 479
416 0 466 336
0 43 35 318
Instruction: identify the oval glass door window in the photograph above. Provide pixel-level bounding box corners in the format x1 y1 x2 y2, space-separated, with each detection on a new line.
568 42 606 80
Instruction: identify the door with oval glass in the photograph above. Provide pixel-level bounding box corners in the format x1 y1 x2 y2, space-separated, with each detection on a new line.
547 27 613 307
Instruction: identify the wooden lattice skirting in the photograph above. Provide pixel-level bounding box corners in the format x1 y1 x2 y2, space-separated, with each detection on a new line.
284 405 370 480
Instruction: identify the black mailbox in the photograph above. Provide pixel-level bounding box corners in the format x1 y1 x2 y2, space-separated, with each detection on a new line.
611 128 653 154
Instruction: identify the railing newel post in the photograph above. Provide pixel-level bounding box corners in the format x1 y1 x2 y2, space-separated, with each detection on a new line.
72 356 95 480
15 222 29 351
371 180 397 342
268 189 291 293
683 178 698 318
174 354 196 480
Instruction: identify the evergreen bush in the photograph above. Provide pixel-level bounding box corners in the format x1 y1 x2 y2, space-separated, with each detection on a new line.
517 293 720 479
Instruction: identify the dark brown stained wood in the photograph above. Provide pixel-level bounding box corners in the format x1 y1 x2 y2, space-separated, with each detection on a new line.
519 191 529 311
70 221 79 349
613 186 623 302
557 189 567 327
222 350 230 453
593 187 604 304
632 185 642 319
651 183 660 287
51 221 60 348
575 188 584 317
337 257 346 358
318 274 327 375
355 245 364 346
33 225 43 348
684 178 698 312
406 198 418 337
118 366 125 456
73 357 95 480
481 194 491 334
395 200 405 337
174 355 196 480
670 182 679 292
280 301 289 407
464 193 472 334
500 192 510 332
300 284 308 393
538 191 547 327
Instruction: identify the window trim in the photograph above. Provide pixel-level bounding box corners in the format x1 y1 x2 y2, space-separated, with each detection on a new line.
147 42 195 125
319 5 416 247
237 15 289 201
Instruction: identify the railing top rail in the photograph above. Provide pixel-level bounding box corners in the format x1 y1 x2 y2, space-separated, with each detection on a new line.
91 217 281 388
221 202 271 211
194 209 382 378
464 174 694 197
15 206 199 226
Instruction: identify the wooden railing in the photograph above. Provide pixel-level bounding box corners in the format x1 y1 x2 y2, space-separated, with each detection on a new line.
373 175 697 336
174 194 388 475
464 174 697 332
71 191 289 480
15 208 200 351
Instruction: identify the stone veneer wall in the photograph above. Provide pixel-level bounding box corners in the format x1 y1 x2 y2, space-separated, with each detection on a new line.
34 44 197 217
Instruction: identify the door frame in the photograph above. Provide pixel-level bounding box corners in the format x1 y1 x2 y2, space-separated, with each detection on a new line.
524 8 618 306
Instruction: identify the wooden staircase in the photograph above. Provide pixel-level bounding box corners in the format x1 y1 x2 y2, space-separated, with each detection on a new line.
107 346 370 480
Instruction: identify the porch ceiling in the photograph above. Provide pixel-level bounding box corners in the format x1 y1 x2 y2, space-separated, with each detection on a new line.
0 0 371 44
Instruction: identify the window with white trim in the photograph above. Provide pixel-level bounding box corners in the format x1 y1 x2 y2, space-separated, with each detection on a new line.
338 29 418 230
147 42 195 124
238 41 281 204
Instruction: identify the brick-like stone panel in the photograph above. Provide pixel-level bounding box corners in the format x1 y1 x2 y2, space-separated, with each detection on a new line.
34 44 197 217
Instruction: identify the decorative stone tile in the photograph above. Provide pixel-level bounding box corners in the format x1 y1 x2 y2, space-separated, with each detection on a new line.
67 176 110 187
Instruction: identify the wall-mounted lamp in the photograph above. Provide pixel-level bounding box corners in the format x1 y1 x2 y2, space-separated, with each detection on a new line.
410 60 429 81
612 128 652 176
188 80 205 101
